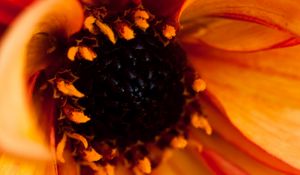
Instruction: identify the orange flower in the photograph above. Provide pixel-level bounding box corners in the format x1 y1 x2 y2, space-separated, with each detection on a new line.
0 0 300 174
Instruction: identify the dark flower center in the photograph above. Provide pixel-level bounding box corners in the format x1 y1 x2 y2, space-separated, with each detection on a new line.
71 29 187 147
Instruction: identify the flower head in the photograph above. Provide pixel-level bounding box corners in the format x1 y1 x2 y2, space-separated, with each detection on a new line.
1 0 300 175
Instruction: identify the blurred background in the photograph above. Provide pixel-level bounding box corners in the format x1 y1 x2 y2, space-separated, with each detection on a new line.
0 0 34 36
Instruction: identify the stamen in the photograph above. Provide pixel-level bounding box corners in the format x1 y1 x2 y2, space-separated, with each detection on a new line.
84 148 103 162
79 46 97 61
66 132 89 149
56 133 67 163
67 46 79 61
171 136 188 149
84 15 98 34
105 164 115 175
192 78 206 92
162 25 176 40
133 9 150 31
191 113 212 135
56 80 84 98
136 157 152 174
115 22 135 40
70 111 91 123
95 20 117 44
62 105 91 123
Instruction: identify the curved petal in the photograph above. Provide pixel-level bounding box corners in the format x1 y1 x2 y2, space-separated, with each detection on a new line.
190 129 287 175
179 17 299 52
0 0 83 159
179 0 300 51
185 42 300 173
152 149 212 175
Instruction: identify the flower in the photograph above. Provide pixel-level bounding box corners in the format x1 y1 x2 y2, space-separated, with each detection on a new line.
0 0 300 174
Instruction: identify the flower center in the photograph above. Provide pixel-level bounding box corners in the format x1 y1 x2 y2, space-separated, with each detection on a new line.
34 4 208 174
70 30 187 146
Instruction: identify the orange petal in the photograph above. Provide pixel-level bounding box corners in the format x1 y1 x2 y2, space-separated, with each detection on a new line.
185 42 300 173
0 0 83 160
181 0 300 36
190 129 286 175
179 1 300 52
152 149 212 175
180 17 298 52
0 153 56 175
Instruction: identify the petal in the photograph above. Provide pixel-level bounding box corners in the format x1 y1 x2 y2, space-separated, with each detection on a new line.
190 129 287 175
0 0 83 159
0 153 56 175
180 17 299 52
185 42 300 173
179 0 300 51
152 149 212 175
200 149 249 175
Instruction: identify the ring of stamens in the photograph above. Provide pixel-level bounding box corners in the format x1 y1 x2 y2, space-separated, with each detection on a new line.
34 4 209 175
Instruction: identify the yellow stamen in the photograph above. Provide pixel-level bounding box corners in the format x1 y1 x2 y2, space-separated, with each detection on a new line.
192 78 206 92
84 15 98 34
67 46 79 61
56 80 84 98
171 136 188 149
95 20 117 44
69 111 90 124
191 113 212 135
134 10 150 31
117 23 135 40
66 132 88 148
105 164 115 175
56 133 67 163
79 46 97 61
84 148 103 162
82 161 100 171
162 25 176 39
137 157 151 174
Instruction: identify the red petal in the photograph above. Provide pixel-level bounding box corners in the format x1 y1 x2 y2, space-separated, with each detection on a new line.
201 148 249 175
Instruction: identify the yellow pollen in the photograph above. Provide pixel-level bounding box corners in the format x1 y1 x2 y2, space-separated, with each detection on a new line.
192 78 206 92
56 133 67 163
84 148 103 162
69 111 91 124
162 25 176 39
95 20 117 44
134 10 150 31
67 46 79 61
79 46 97 61
137 157 151 174
171 136 188 149
66 132 88 148
56 80 84 98
84 15 98 34
117 23 135 40
191 113 212 135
